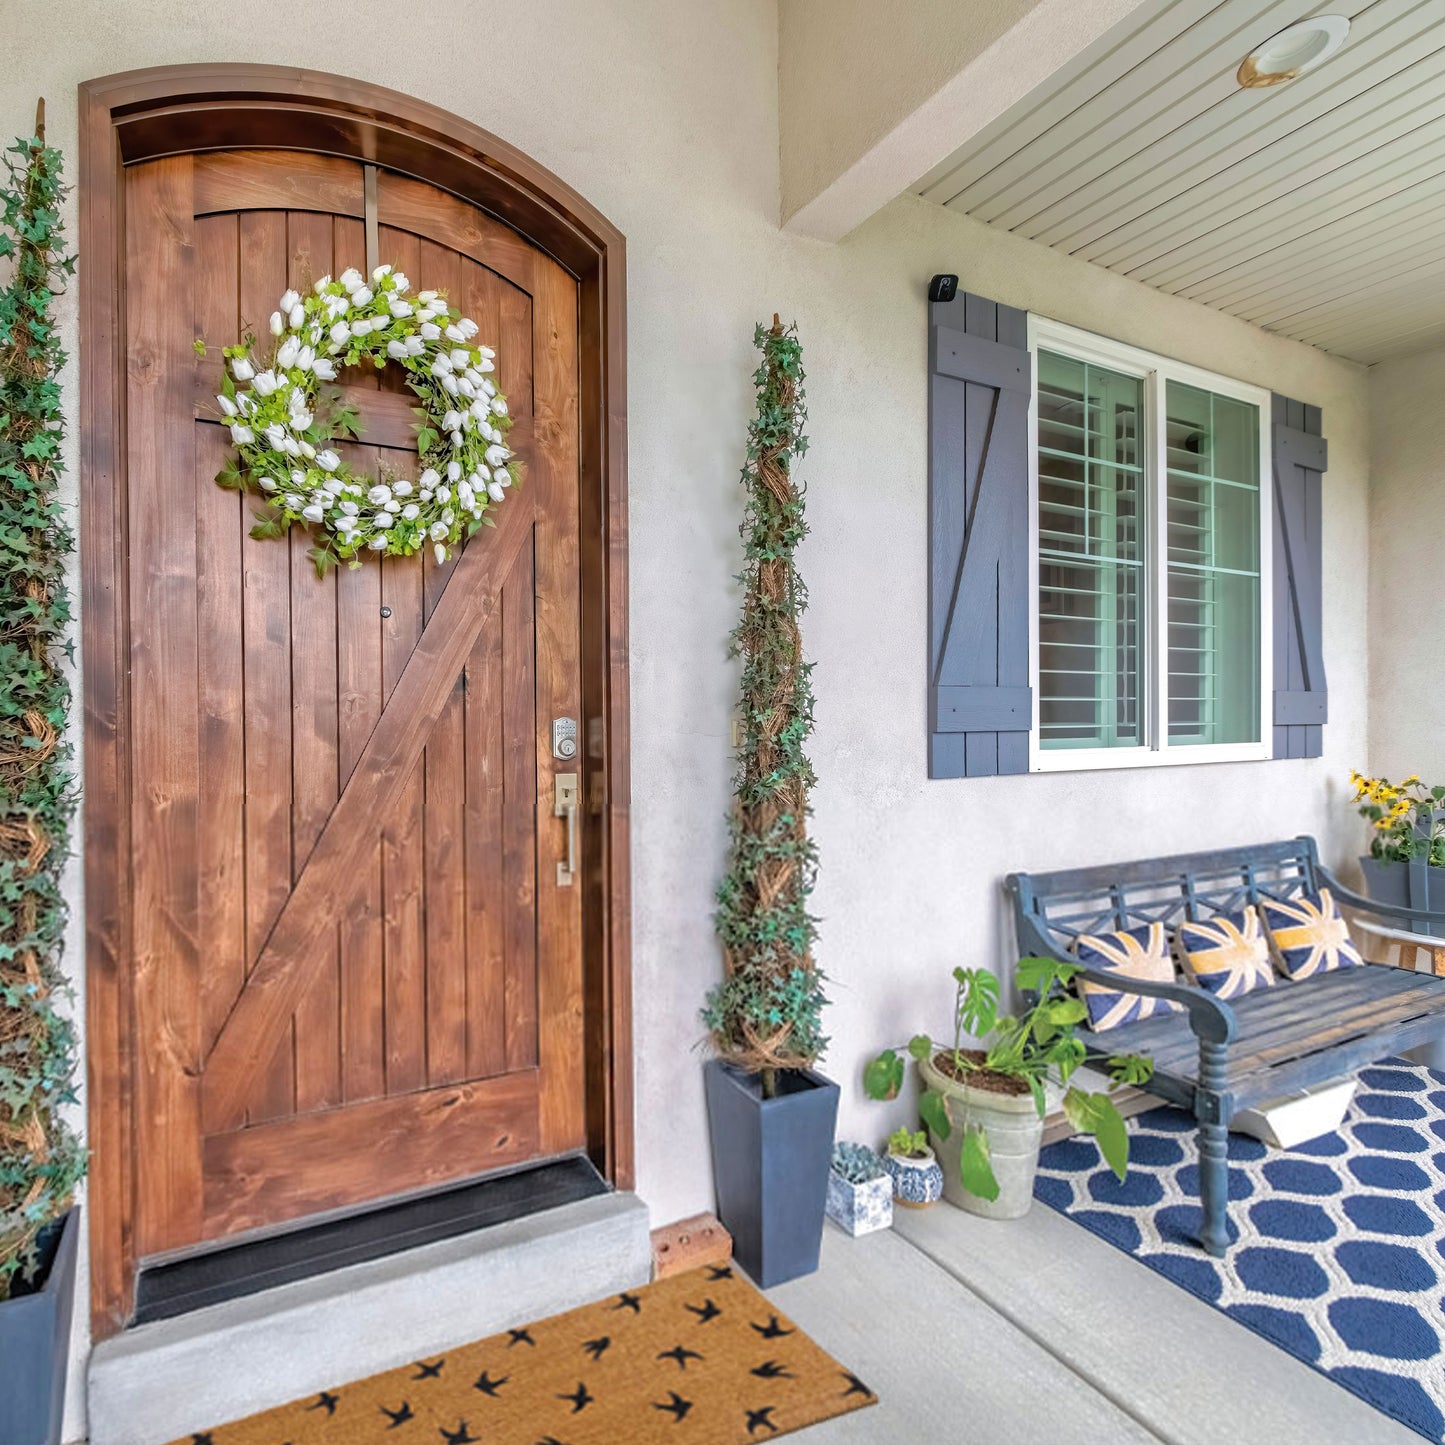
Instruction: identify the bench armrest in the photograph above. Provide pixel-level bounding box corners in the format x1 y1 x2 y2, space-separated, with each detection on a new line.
1318 863 1445 930
1011 904 1237 1045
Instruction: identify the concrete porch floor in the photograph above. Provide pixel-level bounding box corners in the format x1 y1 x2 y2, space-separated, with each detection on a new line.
772 1205 1419 1444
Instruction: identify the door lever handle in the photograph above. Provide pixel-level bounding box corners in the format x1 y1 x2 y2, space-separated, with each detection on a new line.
554 773 578 886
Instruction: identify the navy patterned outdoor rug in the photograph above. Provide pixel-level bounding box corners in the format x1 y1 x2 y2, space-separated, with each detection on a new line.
1035 1058 1445 1442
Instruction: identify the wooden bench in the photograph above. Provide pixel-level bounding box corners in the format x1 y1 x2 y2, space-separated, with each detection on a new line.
1008 837 1445 1257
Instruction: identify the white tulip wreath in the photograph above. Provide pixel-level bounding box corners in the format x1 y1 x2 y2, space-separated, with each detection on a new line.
214 264 515 574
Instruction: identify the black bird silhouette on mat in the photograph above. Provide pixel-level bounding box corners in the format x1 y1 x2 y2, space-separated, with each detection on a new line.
751 1359 795 1380
305 1391 339 1416
473 1369 509 1397
413 1359 445 1380
654 1391 694 1423
380 1402 414 1429
439 1423 479 1445
746 1405 780 1435
557 1381 596 1414
536 1438 569 1445
657 1343 704 1370
611 1290 643 1314
684 1297 722 1323
750 1314 794 1340
507 1327 536 1348
582 1335 612 1361
191 1435 215 1445
840 1371 872 1398
706 1263 735 1280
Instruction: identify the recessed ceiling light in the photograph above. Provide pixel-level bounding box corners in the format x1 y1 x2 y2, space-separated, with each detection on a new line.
1237 15 1350 89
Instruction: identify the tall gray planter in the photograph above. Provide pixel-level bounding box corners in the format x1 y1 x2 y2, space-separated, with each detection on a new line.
0 1207 79 1445
704 1061 838 1286
1360 856 1444 939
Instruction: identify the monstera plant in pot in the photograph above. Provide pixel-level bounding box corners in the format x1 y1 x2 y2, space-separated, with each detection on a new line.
865 959 1151 1219
702 318 836 1288
0 106 87 1445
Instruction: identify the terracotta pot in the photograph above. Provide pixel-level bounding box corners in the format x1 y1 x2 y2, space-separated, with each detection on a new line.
918 1055 1046 1220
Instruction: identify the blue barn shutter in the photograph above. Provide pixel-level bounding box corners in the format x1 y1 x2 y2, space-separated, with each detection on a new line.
929 291 1032 779
1271 394 1328 759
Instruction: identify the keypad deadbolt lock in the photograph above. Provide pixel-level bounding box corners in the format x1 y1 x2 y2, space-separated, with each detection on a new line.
551 717 579 760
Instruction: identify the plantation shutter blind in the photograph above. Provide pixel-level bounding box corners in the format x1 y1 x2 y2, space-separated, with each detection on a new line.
928 290 1032 779
1270 394 1328 759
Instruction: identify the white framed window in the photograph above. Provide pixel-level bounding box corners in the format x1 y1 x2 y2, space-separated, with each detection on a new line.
1028 318 1272 773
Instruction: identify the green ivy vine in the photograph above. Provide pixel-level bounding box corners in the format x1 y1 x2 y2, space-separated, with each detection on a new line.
0 106 84 1299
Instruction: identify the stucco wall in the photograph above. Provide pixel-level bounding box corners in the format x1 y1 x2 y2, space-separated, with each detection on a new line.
1369 345 1445 783
0 2 1370 1438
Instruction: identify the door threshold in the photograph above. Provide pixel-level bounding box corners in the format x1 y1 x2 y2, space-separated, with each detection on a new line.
132 1154 608 1325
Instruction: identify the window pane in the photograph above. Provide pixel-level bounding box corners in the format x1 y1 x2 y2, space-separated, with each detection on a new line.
1038 351 1144 750
1165 381 1260 746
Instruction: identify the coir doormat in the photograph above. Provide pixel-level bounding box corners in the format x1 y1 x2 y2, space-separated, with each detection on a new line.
1035 1059 1445 1442
168 1264 876 1444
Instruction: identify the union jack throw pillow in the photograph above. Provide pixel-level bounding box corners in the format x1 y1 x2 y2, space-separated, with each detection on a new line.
1073 923 1183 1032
1257 888 1363 980
1177 906 1277 999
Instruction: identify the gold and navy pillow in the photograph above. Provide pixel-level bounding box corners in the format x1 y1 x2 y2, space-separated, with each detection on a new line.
1176 906 1276 999
1072 923 1183 1033
1258 888 1363 980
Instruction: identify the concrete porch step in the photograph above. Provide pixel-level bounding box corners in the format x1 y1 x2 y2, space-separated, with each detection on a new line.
88 1191 652 1445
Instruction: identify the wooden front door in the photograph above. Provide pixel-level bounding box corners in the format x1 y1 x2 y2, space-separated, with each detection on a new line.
119 148 585 1260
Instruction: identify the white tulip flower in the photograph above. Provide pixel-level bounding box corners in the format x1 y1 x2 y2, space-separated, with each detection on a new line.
351 318 374 337
325 294 348 319
339 268 364 292
217 394 238 417
251 371 277 397
419 489 433 502
484 444 509 467
283 437 302 457
402 503 420 521
276 338 301 370
231 357 255 381
444 324 465 343
352 286 374 308
312 275 332 294
386 339 408 359
419 468 441 489
432 353 454 375
392 480 413 497
406 336 426 357
446 460 462 482
317 449 341 472
367 485 392 506
393 273 410 293
340 499 359 516
442 374 459 395
259 476 278 491
283 493 303 509
419 322 442 341
480 379 496 397
488 481 507 502
437 485 451 504
458 482 474 508
442 410 461 430
457 319 479 340
373 511 395 528
279 289 300 313
492 397 508 416
269 311 284 337
368 535 388 550
442 508 455 526
452 430 464 447
288 302 306 328
265 423 289 448
426 520 447 542
371 264 392 282
231 423 254 444
302 503 325 523
457 378 476 399
329 321 351 346
477 356 495 373
389 300 413 318
434 543 447 565
312 359 337 380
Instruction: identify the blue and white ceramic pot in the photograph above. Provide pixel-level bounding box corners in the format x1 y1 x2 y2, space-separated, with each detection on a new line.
883 1146 944 1209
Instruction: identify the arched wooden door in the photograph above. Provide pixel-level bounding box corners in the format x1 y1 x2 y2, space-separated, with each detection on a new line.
121 149 585 1259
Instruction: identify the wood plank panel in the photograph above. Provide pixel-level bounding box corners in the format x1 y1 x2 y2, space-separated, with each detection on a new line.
236 207 297 1124
336 491 386 1105
419 240 470 1087
532 255 586 1153
126 155 204 1254
195 150 363 219
202 1072 540 1237
193 214 247 1052
287 210 344 1115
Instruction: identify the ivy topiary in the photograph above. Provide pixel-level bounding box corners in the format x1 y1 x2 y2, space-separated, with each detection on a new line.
0 105 84 1300
703 318 827 1095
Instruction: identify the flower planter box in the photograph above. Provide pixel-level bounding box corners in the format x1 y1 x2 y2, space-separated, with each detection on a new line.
825 1165 892 1236
1360 856 1445 939
704 1060 839 1286
0 1207 80 1445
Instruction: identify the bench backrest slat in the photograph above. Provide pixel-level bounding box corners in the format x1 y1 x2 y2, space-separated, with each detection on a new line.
1009 836 1323 951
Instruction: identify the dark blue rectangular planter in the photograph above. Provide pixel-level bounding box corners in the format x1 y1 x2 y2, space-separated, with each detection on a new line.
704 1059 839 1287
0 1206 79 1445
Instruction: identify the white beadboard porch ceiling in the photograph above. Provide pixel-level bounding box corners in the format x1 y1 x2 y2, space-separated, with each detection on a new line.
914 0 1445 365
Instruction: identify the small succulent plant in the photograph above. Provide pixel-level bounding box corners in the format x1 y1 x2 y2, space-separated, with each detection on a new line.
887 1127 929 1159
831 1140 887 1184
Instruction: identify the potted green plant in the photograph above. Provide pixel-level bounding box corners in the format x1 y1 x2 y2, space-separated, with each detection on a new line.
702 318 836 1288
865 960 1151 1219
0 104 86 1445
1350 769 1445 936
881 1128 943 1209
825 1143 892 1237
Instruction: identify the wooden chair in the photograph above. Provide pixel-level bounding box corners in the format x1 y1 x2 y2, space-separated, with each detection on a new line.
1009 837 1445 1256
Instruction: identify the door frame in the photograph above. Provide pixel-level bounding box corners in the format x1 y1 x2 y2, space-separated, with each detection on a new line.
78 64 632 1339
